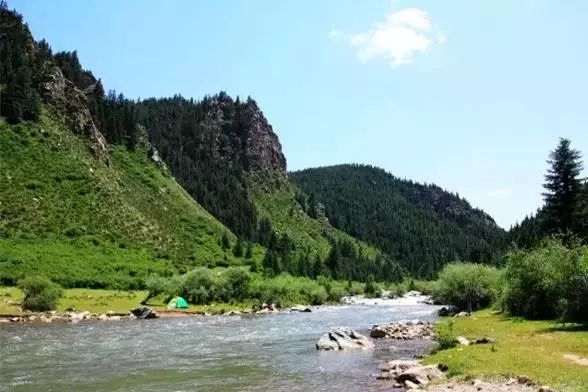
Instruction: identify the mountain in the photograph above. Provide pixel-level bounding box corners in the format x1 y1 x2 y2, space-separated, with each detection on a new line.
291 164 507 277
0 4 403 287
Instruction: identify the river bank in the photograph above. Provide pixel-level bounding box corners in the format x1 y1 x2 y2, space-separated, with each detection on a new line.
424 310 588 392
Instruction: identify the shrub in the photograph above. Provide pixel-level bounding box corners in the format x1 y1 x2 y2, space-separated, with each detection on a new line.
18 276 63 311
434 320 458 351
501 240 588 322
364 275 382 298
181 268 222 304
143 275 168 304
434 262 501 312
224 267 251 301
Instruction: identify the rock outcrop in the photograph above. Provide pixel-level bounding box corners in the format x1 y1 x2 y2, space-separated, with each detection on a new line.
316 328 374 351
40 67 108 159
370 321 435 340
240 99 286 174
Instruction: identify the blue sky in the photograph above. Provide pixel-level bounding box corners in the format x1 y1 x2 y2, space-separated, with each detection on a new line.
13 0 588 228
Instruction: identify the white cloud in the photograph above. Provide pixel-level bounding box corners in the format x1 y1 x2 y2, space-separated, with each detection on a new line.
488 189 511 198
346 6 444 67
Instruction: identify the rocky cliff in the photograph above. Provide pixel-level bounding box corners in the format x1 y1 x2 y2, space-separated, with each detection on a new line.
40 66 107 159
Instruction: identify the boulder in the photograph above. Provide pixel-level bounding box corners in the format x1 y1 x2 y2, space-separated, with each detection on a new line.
539 386 555 392
316 328 374 351
130 306 158 319
290 305 312 313
473 337 495 344
517 375 533 386
397 364 446 386
370 321 435 340
378 362 446 387
404 380 421 390
456 336 470 346
438 306 459 317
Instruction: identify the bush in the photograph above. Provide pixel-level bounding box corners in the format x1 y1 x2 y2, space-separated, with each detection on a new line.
224 267 252 302
434 320 458 351
249 273 330 307
364 275 382 298
181 268 222 304
501 240 588 322
18 276 63 311
434 262 501 312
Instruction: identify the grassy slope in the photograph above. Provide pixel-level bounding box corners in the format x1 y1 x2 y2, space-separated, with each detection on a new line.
250 176 379 260
0 113 262 288
426 310 588 392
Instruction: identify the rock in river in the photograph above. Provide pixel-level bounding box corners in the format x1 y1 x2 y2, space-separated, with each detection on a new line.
370 321 435 340
130 306 158 319
316 328 374 351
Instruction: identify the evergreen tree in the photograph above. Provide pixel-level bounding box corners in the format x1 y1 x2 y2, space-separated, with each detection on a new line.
233 237 244 257
245 242 253 259
221 231 231 250
542 138 585 236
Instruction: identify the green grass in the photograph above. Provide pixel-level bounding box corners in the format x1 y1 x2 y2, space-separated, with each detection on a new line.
0 286 146 314
250 176 379 260
425 310 588 392
0 111 262 288
1 286 261 315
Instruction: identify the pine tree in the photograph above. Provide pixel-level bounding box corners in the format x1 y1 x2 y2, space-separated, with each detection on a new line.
245 242 253 259
542 138 585 236
232 237 244 257
221 231 231 250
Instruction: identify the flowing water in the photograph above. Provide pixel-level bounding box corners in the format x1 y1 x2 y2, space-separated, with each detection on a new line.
0 298 439 392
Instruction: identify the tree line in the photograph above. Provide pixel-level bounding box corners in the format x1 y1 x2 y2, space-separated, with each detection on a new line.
291 164 507 278
510 138 587 246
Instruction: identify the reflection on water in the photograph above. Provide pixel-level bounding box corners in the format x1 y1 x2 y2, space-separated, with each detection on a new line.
0 301 439 392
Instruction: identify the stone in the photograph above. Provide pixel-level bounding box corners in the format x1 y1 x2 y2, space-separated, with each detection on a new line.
454 311 471 318
130 306 158 319
473 337 495 344
437 306 458 317
290 305 312 313
316 328 374 351
517 375 532 386
404 380 420 389
456 336 470 346
538 386 555 392
397 364 445 386
370 321 435 340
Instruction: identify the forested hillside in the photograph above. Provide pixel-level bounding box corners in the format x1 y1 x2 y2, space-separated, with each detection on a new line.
291 164 507 277
0 3 405 286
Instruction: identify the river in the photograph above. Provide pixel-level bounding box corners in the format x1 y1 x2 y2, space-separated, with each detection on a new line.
0 297 439 392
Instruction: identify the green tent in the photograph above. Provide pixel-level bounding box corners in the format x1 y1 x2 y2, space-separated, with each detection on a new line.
167 296 189 309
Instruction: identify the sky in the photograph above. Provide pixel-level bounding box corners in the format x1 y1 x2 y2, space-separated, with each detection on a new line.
13 0 588 228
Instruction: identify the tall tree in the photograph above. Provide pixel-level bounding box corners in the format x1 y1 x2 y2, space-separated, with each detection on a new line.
542 138 584 236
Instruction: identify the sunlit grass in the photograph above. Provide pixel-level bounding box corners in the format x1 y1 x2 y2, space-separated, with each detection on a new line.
425 310 588 392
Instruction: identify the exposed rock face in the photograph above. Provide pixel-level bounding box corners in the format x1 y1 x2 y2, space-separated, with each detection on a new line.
316 328 374 351
239 99 286 174
370 321 435 340
40 67 108 159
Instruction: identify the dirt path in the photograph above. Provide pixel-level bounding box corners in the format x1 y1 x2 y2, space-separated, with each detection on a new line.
563 353 588 366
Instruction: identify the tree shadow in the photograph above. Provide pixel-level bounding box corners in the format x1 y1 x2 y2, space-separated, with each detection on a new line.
539 324 588 333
